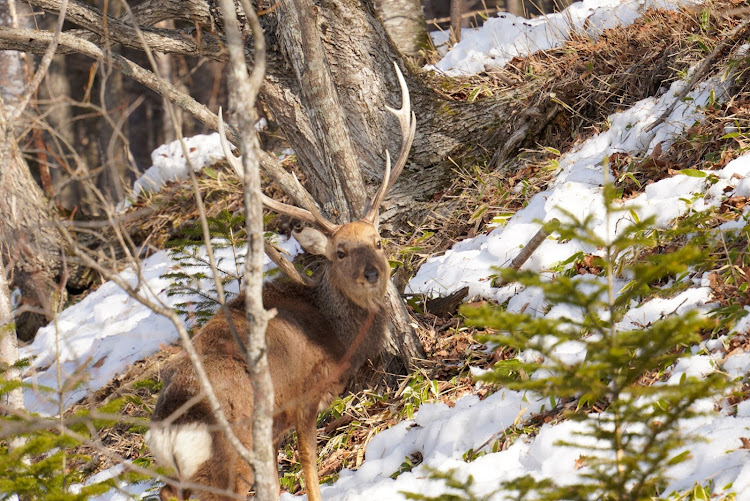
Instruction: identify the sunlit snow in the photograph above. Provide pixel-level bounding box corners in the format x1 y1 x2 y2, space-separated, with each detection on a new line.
429 0 700 76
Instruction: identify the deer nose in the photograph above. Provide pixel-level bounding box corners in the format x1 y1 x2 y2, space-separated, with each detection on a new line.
364 266 379 284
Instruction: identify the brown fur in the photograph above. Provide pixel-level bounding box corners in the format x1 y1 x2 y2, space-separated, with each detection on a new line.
148 225 390 500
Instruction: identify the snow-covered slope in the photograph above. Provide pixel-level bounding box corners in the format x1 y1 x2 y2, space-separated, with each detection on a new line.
20 237 301 417
429 0 700 76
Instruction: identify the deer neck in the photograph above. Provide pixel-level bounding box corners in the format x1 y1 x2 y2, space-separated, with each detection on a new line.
313 266 388 370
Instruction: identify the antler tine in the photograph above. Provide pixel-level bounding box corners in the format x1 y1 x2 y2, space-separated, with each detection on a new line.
363 62 416 224
260 192 339 234
218 108 340 235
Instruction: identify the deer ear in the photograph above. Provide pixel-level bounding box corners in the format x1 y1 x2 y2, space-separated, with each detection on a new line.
293 227 331 258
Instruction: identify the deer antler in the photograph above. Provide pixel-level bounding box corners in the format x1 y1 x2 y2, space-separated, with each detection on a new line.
362 62 416 225
218 109 340 235
219 62 414 230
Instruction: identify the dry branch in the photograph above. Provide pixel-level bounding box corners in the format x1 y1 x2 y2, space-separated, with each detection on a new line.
492 218 558 288
26 0 223 58
217 0 277 497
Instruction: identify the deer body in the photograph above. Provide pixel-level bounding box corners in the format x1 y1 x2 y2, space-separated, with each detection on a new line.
148 64 415 500
148 225 390 500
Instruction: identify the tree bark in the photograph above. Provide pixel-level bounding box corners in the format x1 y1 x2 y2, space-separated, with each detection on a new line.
0 2 65 342
261 0 429 371
372 0 430 61
254 0 513 226
0 253 25 451
0 99 63 342
279 0 367 220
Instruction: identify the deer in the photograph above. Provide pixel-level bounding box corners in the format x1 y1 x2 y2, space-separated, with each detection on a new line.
146 63 416 501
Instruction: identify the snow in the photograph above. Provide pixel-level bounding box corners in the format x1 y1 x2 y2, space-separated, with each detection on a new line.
407 74 734 302
11 0 750 499
19 236 302 417
429 0 700 76
115 134 226 212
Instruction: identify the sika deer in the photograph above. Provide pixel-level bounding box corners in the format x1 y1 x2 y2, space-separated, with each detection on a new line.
146 64 415 501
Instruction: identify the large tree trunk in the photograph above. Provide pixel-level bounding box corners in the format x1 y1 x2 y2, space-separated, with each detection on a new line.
0 1 65 342
255 0 519 232
258 0 429 373
372 0 430 61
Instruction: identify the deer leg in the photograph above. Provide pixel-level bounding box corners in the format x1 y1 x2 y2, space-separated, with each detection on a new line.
232 454 255 498
296 408 322 501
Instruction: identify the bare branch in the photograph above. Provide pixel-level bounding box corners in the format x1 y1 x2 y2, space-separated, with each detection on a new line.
491 219 559 288
0 28 221 129
24 0 224 59
217 0 277 497
264 239 313 286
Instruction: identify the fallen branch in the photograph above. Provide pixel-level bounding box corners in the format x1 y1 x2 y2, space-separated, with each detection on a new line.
492 218 558 287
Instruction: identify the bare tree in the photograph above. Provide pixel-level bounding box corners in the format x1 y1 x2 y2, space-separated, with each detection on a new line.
0 225 24 452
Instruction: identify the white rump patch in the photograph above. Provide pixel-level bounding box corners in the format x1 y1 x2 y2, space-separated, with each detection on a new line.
146 423 212 479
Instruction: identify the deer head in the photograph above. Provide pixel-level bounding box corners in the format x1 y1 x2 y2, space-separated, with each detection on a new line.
220 62 416 311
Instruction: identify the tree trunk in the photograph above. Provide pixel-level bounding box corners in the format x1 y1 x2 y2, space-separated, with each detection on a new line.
255 0 514 223
259 0 430 372
450 0 463 43
372 0 430 61
0 253 25 451
0 1 64 342
0 99 64 341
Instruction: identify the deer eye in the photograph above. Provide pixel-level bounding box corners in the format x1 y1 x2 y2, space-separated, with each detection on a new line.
336 250 346 259
376 240 382 249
